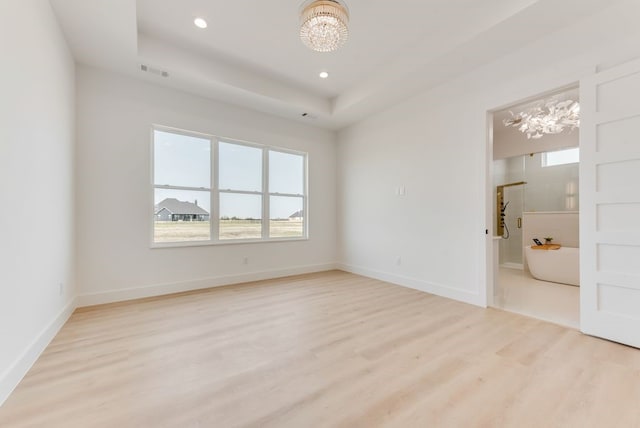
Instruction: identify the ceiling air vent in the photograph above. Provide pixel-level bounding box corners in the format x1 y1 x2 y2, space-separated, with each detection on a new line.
140 64 169 78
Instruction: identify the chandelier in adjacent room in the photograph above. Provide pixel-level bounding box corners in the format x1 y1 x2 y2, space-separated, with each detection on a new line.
503 99 580 139
300 0 350 53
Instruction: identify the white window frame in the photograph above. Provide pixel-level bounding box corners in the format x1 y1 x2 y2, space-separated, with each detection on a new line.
150 125 308 248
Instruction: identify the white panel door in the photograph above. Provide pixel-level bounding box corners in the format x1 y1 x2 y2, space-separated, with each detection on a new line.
580 58 640 348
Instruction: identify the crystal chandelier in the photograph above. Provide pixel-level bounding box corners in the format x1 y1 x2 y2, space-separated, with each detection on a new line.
300 0 349 53
503 99 580 139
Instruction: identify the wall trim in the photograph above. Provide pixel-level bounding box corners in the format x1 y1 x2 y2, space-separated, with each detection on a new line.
0 297 77 407
78 263 339 307
337 263 485 307
500 262 524 270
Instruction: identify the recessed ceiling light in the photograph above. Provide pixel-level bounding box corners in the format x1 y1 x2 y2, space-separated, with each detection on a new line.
194 18 208 29
319 71 329 79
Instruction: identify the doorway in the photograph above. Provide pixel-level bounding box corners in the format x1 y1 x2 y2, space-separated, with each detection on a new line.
488 86 581 328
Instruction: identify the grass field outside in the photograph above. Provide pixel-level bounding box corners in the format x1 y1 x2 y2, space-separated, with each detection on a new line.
154 220 304 242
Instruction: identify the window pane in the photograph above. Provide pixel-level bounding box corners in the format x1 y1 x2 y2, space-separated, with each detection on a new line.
269 151 304 195
154 130 210 188
219 193 262 240
154 189 210 243
218 142 262 192
543 147 579 167
270 196 304 238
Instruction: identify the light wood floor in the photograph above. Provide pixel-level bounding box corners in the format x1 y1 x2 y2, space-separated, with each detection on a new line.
1 271 640 427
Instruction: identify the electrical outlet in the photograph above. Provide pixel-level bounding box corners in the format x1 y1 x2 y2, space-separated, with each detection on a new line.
396 256 402 266
243 257 249 265
58 283 64 296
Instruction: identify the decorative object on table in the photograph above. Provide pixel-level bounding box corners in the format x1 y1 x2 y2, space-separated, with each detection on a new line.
532 237 560 250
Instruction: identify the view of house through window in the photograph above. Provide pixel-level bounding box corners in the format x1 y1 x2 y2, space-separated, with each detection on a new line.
153 130 211 243
152 128 307 244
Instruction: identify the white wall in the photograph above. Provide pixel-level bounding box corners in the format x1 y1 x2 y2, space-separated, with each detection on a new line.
75 66 337 305
337 0 640 307
337 94 486 305
0 0 76 404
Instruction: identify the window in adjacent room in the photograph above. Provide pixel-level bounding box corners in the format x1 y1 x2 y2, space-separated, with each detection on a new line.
542 147 580 167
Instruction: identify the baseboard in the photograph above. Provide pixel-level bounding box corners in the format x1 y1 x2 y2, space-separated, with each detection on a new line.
500 262 524 270
77 262 339 307
337 263 484 307
0 297 77 407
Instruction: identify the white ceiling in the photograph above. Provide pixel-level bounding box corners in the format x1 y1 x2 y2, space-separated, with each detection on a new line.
50 0 618 130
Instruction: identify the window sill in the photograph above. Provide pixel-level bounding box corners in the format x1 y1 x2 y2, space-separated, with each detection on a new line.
150 236 309 249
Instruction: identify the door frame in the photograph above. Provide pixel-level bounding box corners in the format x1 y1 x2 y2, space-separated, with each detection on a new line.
483 81 583 309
